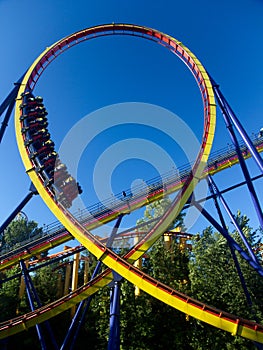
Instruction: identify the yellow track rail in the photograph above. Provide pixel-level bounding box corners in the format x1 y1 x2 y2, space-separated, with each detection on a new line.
9 24 263 342
1 140 262 271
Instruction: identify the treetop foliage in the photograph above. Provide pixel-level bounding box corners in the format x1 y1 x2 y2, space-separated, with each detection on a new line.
0 207 262 349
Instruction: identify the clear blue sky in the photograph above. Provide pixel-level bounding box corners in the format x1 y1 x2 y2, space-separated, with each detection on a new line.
0 0 262 239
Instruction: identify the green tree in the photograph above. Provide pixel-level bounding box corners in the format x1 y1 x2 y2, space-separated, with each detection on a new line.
76 197 190 349
32 265 59 305
2 218 43 250
0 219 44 322
188 213 263 349
0 266 21 322
137 197 185 231
0 219 53 349
81 238 192 350
118 198 191 348
119 236 192 349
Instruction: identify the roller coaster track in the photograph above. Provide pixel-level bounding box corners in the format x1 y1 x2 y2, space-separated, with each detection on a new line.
0 228 188 284
1 135 262 271
1 24 262 343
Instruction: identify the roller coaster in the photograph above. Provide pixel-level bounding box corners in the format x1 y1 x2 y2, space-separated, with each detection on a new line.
1 134 262 270
0 24 263 349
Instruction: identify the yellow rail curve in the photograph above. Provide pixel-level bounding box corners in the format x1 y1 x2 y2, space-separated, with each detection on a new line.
9 24 263 343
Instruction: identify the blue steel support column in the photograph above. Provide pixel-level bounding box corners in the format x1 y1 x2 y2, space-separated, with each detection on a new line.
208 175 259 264
211 81 263 229
194 198 263 349
20 260 58 350
20 260 47 350
106 215 124 350
61 214 125 350
24 271 58 349
206 179 253 308
0 75 25 116
0 74 25 143
211 77 263 173
0 98 15 144
67 262 103 350
204 179 263 350
0 183 38 235
108 280 121 350
192 200 263 276
106 214 124 248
